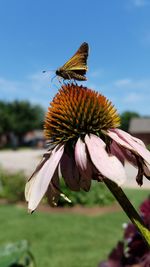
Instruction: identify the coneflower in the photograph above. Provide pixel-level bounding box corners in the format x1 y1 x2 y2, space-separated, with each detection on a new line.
25 83 150 213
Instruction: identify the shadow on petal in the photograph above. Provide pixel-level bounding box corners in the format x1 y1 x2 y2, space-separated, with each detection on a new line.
60 152 80 191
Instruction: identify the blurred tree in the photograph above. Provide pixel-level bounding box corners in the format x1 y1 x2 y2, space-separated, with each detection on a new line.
120 111 140 132
0 100 45 144
0 101 13 134
7 100 44 135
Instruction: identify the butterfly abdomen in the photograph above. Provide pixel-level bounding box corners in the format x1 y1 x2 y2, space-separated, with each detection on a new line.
56 68 87 81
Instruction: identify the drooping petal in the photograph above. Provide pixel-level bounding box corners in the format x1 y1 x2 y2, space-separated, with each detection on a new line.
46 170 60 207
25 175 36 202
28 150 52 180
47 164 72 205
108 132 150 184
75 138 90 173
110 141 126 165
103 129 133 150
121 148 137 167
135 157 144 186
114 129 150 164
91 165 104 182
60 152 80 191
107 129 150 165
110 141 138 167
25 144 64 212
85 134 126 185
143 163 150 179
75 138 92 191
132 136 146 147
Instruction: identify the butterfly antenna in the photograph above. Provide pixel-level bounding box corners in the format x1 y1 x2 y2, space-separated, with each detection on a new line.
42 69 55 74
51 75 57 83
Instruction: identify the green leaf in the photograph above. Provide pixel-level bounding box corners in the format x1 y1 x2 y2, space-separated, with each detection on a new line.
0 240 36 267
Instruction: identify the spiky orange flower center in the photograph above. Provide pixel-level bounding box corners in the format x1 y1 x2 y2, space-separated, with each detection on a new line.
44 84 120 144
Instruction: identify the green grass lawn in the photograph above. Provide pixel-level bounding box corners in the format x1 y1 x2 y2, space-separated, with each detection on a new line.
0 188 149 267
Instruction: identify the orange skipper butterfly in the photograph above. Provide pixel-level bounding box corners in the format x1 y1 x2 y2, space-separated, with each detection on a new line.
55 42 89 81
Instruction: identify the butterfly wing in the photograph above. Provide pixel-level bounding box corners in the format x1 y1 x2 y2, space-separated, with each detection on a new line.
61 42 89 72
56 42 89 81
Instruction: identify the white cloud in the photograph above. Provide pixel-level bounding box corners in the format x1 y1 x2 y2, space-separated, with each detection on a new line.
89 69 104 78
131 0 149 7
124 92 144 103
27 72 51 92
114 79 132 87
0 78 20 93
91 77 150 115
0 74 150 115
113 78 150 91
0 72 57 108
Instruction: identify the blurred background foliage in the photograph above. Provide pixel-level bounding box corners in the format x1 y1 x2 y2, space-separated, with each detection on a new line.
0 168 115 207
58 179 115 207
0 100 44 135
0 100 44 148
120 111 140 132
0 240 35 267
0 169 25 203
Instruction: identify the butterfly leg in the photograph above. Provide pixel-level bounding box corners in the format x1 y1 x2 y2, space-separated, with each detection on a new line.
73 79 78 85
58 77 63 84
63 79 67 85
66 72 73 83
51 75 57 83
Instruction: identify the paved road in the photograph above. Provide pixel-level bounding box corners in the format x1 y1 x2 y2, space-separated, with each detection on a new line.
0 149 150 189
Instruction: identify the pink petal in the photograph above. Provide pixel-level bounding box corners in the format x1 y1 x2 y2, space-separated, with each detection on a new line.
104 129 133 150
132 136 146 147
60 152 80 191
111 129 150 165
111 142 137 167
46 170 60 207
110 141 126 165
75 138 92 191
85 134 126 185
143 163 150 178
75 138 89 172
47 167 72 205
25 144 64 212
28 150 52 180
25 175 36 202
121 149 137 167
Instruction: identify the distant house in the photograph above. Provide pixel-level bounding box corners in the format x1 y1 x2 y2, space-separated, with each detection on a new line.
23 130 46 148
129 118 150 145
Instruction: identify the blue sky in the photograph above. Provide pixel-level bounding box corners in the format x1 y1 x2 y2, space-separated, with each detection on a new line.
0 0 150 115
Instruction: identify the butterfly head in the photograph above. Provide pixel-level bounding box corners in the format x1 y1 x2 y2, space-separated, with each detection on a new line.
55 68 61 76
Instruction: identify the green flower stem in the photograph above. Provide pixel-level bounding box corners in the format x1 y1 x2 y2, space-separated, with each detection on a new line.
103 178 150 247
